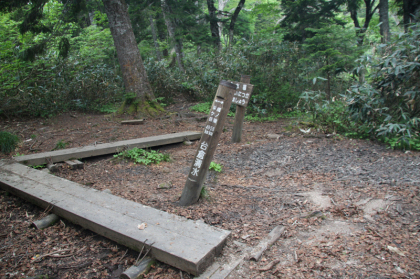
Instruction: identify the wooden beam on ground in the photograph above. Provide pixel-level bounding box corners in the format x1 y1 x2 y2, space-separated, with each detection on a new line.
64 159 84 169
121 119 145 125
249 225 285 261
14 131 202 166
0 160 230 276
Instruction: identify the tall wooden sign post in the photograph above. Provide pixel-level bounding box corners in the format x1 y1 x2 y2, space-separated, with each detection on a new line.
179 80 236 206
231 75 254 143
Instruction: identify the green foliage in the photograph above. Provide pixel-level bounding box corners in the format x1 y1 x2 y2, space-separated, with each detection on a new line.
279 0 346 42
97 103 118 114
200 185 210 200
299 25 362 98
347 24 420 150
31 164 46 169
209 162 222 172
114 148 170 165
244 111 302 122
0 4 124 118
297 91 354 133
0 131 20 154
54 140 68 150
155 97 169 108
298 23 420 150
190 102 212 114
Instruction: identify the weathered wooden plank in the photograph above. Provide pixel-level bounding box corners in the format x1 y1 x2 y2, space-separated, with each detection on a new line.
64 159 84 169
0 160 230 275
14 131 202 166
121 119 145 125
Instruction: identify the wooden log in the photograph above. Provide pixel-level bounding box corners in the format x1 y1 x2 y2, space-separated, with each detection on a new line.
179 80 236 206
14 131 201 166
46 163 58 172
232 75 253 143
64 160 84 170
121 257 155 279
121 119 145 125
249 225 285 261
31 214 59 229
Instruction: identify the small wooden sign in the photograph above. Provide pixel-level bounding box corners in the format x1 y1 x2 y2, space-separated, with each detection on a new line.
231 82 254 107
231 75 254 143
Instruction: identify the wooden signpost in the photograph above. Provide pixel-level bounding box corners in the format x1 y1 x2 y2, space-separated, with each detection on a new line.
231 75 253 143
179 80 236 206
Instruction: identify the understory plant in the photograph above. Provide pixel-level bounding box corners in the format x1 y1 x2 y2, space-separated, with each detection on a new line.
347 23 420 150
209 162 223 172
0 131 19 154
114 148 170 165
297 23 420 150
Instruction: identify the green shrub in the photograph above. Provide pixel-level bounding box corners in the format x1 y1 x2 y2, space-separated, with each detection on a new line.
209 162 222 172
0 131 19 154
54 140 68 150
347 23 420 150
190 102 212 114
114 148 170 165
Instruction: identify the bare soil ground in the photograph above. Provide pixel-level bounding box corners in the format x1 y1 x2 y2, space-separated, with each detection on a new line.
1 100 420 279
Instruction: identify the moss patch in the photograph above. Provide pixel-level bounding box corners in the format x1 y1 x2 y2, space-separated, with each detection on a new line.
116 96 165 118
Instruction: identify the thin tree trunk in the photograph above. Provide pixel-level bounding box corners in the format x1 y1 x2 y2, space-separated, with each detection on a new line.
348 0 379 45
403 0 410 32
217 0 229 40
149 13 162 61
156 12 169 57
102 0 154 101
161 0 185 71
326 71 331 100
228 0 245 48
207 0 221 51
379 0 390 42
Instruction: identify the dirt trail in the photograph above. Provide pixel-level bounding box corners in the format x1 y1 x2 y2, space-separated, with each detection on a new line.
1 104 419 278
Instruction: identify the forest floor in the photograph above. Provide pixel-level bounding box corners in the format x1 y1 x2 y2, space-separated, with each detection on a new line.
1 99 420 279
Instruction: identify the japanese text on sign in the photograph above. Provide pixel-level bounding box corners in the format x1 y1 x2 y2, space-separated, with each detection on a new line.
231 82 253 107
204 103 222 136
190 141 209 177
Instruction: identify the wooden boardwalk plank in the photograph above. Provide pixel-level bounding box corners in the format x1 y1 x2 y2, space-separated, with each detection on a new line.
0 160 230 275
15 131 202 166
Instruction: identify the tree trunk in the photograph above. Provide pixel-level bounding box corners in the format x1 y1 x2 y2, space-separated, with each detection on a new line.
102 0 154 102
228 0 245 48
207 0 221 51
156 12 169 57
217 0 229 41
149 13 162 61
161 0 185 72
379 0 390 43
348 0 379 45
402 0 420 32
326 70 331 101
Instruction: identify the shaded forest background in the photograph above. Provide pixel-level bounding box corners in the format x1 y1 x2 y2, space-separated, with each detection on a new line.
0 0 419 150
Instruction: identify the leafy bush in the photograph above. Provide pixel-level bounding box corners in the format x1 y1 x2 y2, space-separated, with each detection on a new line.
54 140 68 150
114 148 170 165
298 23 420 150
190 102 212 114
0 8 124 118
347 24 420 150
0 131 19 154
209 162 223 172
298 90 354 133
